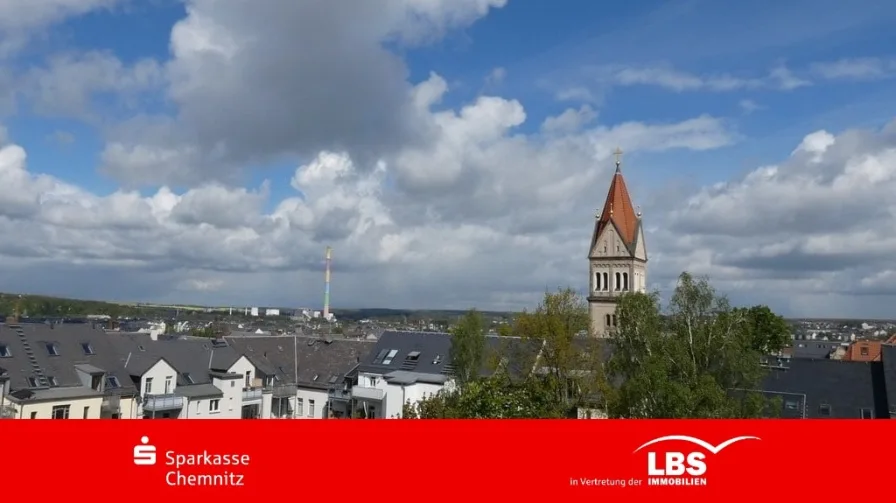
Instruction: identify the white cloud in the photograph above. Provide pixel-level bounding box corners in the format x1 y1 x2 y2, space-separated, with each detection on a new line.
810 57 896 80
0 0 121 57
738 99 762 114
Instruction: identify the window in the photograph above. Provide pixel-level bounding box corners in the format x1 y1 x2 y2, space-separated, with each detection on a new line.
861 408 873 419
309 399 315 418
819 404 831 416
368 406 376 419
382 349 398 365
594 272 601 291
0 343 10 357
612 315 617 327
27 377 39 388
164 376 173 394
622 272 629 291
105 376 121 388
297 398 304 416
82 407 89 419
407 351 421 361
30 411 37 419
614 272 621 291
182 372 194 384
372 349 388 364
784 399 799 410
138 345 145 351
45 343 59 356
47 376 58 387
605 314 611 327
245 371 251 387
602 272 608 291
209 399 220 412
860 347 869 356
81 343 95 355
144 377 153 395
51 405 70 419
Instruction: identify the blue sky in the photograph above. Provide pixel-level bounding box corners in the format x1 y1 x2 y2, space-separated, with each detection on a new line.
1 0 896 317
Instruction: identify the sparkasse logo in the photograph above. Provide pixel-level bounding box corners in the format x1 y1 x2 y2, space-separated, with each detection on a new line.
633 435 760 486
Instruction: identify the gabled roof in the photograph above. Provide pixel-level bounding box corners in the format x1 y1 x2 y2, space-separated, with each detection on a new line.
358 330 544 380
225 335 375 389
595 163 639 247
107 333 241 385
0 323 137 396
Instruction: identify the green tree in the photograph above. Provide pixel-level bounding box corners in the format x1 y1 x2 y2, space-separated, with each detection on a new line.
735 305 790 353
606 272 777 419
514 288 606 413
402 373 565 419
450 309 487 387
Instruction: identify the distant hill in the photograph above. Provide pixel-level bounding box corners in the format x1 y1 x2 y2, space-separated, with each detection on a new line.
331 308 515 323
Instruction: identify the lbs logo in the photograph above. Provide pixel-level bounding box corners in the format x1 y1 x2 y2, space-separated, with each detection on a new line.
633 435 760 486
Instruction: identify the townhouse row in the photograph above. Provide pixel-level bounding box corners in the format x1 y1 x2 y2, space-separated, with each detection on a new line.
0 323 541 419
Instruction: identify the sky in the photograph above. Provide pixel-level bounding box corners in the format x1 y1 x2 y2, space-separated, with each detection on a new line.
0 0 895 317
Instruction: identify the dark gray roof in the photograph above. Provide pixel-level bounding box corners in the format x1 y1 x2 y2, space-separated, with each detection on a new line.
358 330 544 379
755 358 888 418
175 383 224 399
107 333 241 385
791 340 843 359
225 335 375 389
0 323 137 397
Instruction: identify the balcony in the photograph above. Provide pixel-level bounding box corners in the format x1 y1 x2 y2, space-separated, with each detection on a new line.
268 384 297 398
328 387 352 402
351 385 385 401
142 394 185 411
242 387 263 402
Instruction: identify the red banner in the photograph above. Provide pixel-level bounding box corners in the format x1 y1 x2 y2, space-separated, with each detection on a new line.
9 420 884 501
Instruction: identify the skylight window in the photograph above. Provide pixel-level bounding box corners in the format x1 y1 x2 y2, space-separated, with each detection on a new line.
328 375 338 384
406 351 421 361
0 344 10 357
182 373 194 384
138 345 146 351
45 343 59 356
27 377 39 388
372 349 388 364
382 349 399 365
81 343 95 355
105 376 121 388
47 376 58 386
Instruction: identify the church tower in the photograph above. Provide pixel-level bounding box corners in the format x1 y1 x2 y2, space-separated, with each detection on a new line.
587 149 647 337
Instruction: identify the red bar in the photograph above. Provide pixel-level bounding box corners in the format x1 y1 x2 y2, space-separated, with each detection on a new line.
6 419 889 501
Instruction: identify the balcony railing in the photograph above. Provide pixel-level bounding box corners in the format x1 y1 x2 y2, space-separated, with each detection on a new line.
351 385 385 401
0 405 17 419
267 384 297 398
328 387 352 401
142 394 185 411
242 387 263 402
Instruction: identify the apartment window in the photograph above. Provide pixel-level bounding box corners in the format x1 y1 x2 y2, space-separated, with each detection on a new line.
819 404 832 417
860 347 869 356
47 376 58 387
245 371 251 388
144 377 153 395
30 411 37 419
81 343 95 355
51 405 70 419
164 376 173 394
45 343 59 356
861 408 873 419
0 343 10 357
368 406 376 419
784 399 799 411
209 399 220 413
105 376 121 388
309 399 315 418
297 398 304 416
82 407 89 419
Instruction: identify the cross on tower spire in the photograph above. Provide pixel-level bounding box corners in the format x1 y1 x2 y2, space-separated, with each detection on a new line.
613 147 623 172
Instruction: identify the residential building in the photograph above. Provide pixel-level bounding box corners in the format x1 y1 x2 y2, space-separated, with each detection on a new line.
842 340 883 362
0 322 139 419
587 150 648 337
225 335 375 419
346 330 543 419
108 334 264 419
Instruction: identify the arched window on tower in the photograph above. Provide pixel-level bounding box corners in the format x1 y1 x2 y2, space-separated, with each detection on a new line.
614 272 621 291
602 272 609 291
605 314 611 327
623 272 629 291
612 315 617 327
594 272 601 291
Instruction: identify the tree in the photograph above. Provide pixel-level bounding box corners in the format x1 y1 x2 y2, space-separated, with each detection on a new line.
402 373 565 419
450 309 487 387
735 305 790 354
606 272 778 419
514 288 606 413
